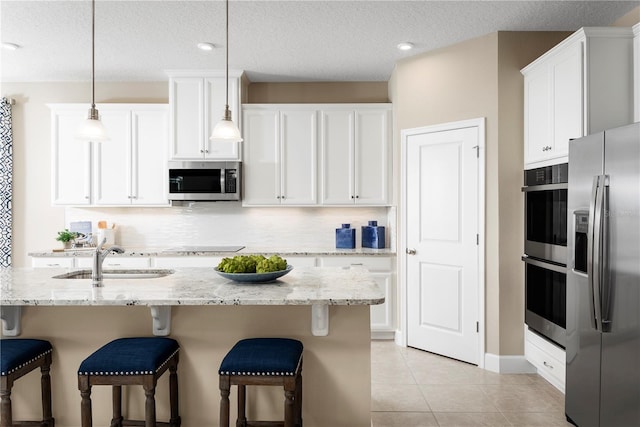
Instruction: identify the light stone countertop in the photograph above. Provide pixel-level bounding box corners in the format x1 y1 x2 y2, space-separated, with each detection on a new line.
28 247 396 257
0 266 385 307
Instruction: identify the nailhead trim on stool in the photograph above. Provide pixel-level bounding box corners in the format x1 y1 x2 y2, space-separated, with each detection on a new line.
1 338 55 427
219 338 303 427
78 337 180 427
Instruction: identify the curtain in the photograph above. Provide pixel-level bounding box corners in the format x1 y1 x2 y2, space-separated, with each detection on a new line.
0 98 13 267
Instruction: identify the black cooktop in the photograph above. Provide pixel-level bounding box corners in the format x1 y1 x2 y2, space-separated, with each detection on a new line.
163 245 245 252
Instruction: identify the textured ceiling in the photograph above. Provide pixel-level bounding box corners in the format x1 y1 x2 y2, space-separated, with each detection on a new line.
1 1 637 83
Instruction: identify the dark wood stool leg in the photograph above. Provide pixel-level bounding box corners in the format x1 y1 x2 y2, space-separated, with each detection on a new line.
236 384 246 427
219 375 230 427
110 385 123 427
143 381 157 427
41 353 55 427
295 373 303 427
79 376 92 427
169 361 180 427
0 378 12 427
284 377 296 427
284 390 295 427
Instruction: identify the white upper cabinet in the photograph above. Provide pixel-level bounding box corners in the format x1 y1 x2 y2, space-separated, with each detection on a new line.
50 104 169 206
243 104 391 207
242 106 317 206
168 71 242 161
320 106 391 205
522 27 634 169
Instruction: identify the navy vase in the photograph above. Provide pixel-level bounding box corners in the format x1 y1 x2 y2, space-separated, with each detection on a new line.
362 220 385 249
336 224 356 249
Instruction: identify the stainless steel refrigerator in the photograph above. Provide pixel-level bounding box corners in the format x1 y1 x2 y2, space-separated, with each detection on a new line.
566 122 640 427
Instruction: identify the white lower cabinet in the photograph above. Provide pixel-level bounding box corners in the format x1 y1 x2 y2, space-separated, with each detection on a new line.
31 256 151 269
31 257 75 268
153 256 223 268
76 257 151 269
524 325 566 392
318 256 395 337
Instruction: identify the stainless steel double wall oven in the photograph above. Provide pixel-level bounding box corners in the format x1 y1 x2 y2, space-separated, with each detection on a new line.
522 163 568 347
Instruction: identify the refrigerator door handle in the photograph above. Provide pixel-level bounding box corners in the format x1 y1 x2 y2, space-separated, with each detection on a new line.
587 175 600 331
593 175 606 332
600 176 612 332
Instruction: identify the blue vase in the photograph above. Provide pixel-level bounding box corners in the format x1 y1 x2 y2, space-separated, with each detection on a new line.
336 224 356 249
362 220 385 249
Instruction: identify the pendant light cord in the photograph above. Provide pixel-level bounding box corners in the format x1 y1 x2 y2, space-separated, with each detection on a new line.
91 0 96 110
225 0 229 113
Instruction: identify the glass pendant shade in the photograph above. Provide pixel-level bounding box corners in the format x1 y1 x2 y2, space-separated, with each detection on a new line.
76 107 109 142
210 107 243 142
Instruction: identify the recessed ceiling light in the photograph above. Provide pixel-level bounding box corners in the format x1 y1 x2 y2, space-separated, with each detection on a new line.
197 42 215 51
397 42 414 51
2 43 20 51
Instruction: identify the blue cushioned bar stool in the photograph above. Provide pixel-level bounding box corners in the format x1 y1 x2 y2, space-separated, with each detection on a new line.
0 338 54 427
77 337 180 427
219 338 303 427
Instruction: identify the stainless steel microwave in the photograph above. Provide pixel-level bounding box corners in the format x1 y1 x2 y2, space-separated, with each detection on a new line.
168 161 241 201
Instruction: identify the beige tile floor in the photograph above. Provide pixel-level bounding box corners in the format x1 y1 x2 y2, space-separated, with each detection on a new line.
371 340 573 427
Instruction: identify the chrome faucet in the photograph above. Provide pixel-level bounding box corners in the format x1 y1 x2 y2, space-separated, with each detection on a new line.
92 238 125 286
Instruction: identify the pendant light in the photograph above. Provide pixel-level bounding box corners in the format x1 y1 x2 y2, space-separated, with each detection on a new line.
210 0 243 143
76 0 109 142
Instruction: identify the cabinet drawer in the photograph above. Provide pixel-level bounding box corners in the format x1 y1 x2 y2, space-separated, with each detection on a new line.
525 331 565 392
284 256 316 267
318 256 392 271
76 257 151 269
31 257 75 268
153 256 222 268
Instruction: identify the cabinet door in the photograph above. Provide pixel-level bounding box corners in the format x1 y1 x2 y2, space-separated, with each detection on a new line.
204 77 240 160
76 256 151 269
51 109 91 205
280 110 317 205
354 109 390 205
320 110 354 205
524 66 551 165
170 78 205 159
552 41 583 158
370 272 394 332
93 110 132 205
132 108 169 205
242 109 280 205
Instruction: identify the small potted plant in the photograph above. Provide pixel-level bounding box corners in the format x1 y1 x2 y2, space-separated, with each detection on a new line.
56 229 78 249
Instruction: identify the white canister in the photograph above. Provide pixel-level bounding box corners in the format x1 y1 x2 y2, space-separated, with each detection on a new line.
97 229 115 247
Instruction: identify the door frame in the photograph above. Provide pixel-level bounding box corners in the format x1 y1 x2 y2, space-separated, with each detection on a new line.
398 118 486 368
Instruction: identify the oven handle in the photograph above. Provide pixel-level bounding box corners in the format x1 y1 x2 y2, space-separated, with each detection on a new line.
521 183 568 192
220 169 226 194
521 255 567 274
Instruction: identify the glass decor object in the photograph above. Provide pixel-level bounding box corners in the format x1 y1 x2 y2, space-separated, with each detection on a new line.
336 224 356 249
362 220 385 249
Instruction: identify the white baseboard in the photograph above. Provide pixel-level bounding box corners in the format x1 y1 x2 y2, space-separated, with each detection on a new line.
371 330 395 340
484 353 537 374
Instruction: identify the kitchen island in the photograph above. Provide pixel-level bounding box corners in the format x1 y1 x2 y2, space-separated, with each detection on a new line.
0 266 384 427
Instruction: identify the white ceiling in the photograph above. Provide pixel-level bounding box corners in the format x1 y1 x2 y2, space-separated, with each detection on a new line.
1 0 637 83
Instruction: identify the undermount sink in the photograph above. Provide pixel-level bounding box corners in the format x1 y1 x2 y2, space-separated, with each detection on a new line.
53 269 174 280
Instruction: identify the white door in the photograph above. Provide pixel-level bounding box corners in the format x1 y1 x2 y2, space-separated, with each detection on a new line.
280 109 317 205
93 109 131 205
405 123 481 365
132 107 169 205
354 109 390 205
242 108 280 205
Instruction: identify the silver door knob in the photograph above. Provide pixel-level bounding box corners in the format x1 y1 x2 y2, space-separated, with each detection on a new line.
406 248 416 255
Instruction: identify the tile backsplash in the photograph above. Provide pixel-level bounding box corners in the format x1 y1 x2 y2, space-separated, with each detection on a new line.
65 203 396 250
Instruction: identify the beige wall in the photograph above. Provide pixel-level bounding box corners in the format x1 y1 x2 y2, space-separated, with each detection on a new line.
247 82 389 103
390 31 570 355
614 5 640 26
